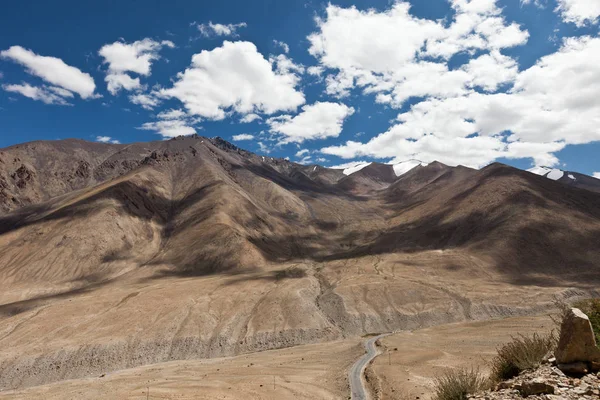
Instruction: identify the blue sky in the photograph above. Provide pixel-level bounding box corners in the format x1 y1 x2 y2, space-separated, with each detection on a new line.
0 0 599 177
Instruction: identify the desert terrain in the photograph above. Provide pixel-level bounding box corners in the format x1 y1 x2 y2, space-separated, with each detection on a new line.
1 136 599 398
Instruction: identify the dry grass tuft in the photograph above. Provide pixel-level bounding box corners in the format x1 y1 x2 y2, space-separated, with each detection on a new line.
490 333 556 382
433 367 489 400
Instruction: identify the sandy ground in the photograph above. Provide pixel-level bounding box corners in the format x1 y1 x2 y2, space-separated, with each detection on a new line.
0 339 362 400
366 315 554 399
0 315 557 400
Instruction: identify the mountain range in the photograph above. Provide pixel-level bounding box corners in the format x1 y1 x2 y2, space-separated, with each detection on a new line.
1 136 599 391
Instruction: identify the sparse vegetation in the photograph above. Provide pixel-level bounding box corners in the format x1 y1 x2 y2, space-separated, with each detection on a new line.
433 367 489 400
573 298 600 346
489 333 556 382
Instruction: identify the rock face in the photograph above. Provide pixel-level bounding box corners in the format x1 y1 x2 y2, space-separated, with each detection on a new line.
556 308 600 372
514 378 555 396
469 363 600 400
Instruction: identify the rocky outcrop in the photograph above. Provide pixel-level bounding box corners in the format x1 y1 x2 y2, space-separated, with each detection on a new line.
556 308 600 373
469 364 600 400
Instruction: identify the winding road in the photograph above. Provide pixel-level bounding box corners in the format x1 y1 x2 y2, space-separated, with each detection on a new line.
349 333 392 400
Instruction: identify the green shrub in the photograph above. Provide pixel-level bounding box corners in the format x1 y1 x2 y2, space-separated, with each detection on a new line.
433 367 489 400
573 299 600 346
490 333 556 382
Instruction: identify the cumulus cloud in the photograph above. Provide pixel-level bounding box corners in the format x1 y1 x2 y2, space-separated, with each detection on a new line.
310 2 600 168
157 108 186 120
138 106 201 138
240 113 261 123
308 1 527 101
99 38 174 95
197 22 247 37
159 41 305 120
273 40 290 53
232 133 255 141
105 73 142 95
2 83 72 105
96 136 121 144
322 35 600 168
267 102 354 144
99 39 174 76
257 141 271 153
307 66 324 77
138 118 196 138
556 0 600 26
295 149 310 157
594 172 600 179
129 93 160 110
0 46 96 99
296 155 312 165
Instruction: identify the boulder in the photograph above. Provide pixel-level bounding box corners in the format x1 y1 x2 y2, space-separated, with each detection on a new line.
557 362 588 375
555 308 600 371
514 378 555 396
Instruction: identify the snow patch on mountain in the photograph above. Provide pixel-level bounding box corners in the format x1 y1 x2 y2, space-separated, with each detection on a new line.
528 166 565 181
547 169 564 180
392 160 428 177
342 162 372 176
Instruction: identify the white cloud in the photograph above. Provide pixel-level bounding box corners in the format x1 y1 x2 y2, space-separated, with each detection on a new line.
99 39 174 95
197 22 247 37
232 133 254 141
47 86 74 98
99 39 174 76
322 35 600 168
308 1 528 103
556 0 600 26
593 172 600 179
257 141 271 153
267 102 354 144
138 119 196 138
2 83 71 105
270 54 305 75
296 155 312 165
157 108 187 120
307 66 324 77
240 113 261 123
295 148 310 157
0 46 96 98
96 136 121 144
129 93 160 110
273 40 290 53
310 3 600 168
105 73 142 95
159 41 305 120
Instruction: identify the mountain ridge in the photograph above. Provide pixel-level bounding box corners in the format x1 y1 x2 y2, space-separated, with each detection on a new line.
1 136 599 215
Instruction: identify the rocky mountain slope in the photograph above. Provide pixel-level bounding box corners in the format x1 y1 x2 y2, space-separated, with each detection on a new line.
1 136 599 391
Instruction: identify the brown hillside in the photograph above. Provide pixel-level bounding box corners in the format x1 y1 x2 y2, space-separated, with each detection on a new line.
0 136 599 391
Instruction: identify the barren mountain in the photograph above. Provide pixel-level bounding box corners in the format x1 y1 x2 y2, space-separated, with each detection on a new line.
1 136 599 392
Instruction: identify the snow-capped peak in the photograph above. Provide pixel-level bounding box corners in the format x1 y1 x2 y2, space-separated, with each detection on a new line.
342 162 372 176
392 160 428 177
527 166 571 181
